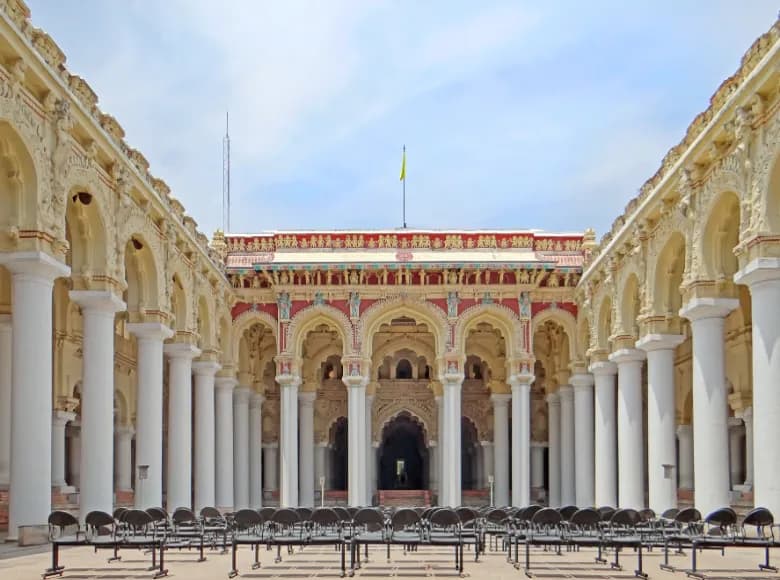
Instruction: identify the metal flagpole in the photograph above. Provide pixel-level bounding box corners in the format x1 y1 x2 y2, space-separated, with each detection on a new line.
402 145 407 229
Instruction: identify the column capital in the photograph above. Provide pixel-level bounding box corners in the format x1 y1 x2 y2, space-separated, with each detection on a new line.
233 386 251 404
531 440 549 448
508 373 535 388
128 322 174 341
679 297 739 321
263 442 279 449
740 406 753 422
164 342 202 359
53 410 75 426
734 257 780 287
298 391 317 405
428 439 437 447
558 384 574 401
277 374 302 387
193 360 221 376
0 250 70 280
250 393 265 409
114 424 135 437
215 376 237 392
636 333 684 352
728 417 745 431
480 440 493 448
589 360 617 376
490 393 511 406
69 290 125 314
676 424 692 437
608 348 646 365
546 391 560 405
342 375 368 388
570 372 594 389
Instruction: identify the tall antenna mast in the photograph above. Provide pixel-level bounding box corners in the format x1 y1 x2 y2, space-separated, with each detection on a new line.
222 111 231 232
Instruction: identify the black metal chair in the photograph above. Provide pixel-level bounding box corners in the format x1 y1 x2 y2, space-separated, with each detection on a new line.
429 507 465 575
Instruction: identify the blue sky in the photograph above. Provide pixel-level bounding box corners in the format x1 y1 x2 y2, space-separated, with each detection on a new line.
27 1 778 237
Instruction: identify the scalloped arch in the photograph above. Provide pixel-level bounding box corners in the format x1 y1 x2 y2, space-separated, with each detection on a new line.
374 405 432 444
454 303 520 357
358 297 447 358
287 304 353 357
532 306 578 357
232 308 278 367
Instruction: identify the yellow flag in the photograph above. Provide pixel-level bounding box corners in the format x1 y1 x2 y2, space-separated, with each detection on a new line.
399 147 406 181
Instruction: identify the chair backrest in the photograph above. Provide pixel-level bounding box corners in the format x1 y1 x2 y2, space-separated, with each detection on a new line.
430 508 461 529
675 507 702 524
570 508 601 530
743 506 775 529
49 510 78 528
347 506 360 518
353 507 385 531
112 507 127 521
610 508 641 528
85 510 115 536
259 507 276 521
200 506 223 521
271 508 301 527
486 508 509 524
172 507 197 525
517 505 543 523
233 508 263 530
333 506 351 523
598 506 616 522
531 507 563 528
704 507 737 529
123 509 154 532
391 508 420 531
661 508 679 520
639 508 656 522
146 507 168 523
311 507 340 527
558 505 578 521
296 507 313 522
456 506 478 525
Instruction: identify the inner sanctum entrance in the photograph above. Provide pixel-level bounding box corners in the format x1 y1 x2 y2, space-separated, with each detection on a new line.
378 413 429 490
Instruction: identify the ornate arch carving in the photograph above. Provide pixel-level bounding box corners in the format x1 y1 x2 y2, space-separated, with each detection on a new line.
358 296 448 358
532 307 578 356
373 400 434 443
454 303 520 357
287 304 353 357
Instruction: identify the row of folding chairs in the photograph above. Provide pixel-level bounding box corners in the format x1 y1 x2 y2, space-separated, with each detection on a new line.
44 505 231 578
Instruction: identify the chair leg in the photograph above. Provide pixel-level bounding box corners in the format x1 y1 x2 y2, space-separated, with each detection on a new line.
229 542 239 578
635 543 648 579
153 545 168 579
760 546 778 572
43 543 64 578
252 543 261 570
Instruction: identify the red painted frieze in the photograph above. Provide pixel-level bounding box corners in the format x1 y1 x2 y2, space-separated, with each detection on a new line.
231 301 278 320
532 301 578 318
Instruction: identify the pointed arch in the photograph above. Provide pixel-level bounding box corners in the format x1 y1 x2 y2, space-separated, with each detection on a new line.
287 304 352 358
532 306 578 357
453 303 520 357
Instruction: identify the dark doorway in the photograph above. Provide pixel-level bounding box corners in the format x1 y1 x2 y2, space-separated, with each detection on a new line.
330 417 348 490
462 417 479 489
379 414 428 489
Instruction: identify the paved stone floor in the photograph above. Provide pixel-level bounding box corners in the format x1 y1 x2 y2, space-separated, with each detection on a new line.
2 542 780 579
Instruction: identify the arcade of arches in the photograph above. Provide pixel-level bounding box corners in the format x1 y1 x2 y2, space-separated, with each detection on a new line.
1 1 780 544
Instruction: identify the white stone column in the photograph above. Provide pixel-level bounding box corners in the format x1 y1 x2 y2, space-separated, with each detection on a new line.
0 315 11 487
278 376 300 507
735 260 780 514
677 424 694 490
3 252 69 539
69 290 125 520
546 392 561 507
114 425 134 492
192 361 219 511
481 441 493 497
680 297 738 516
68 424 81 488
249 393 264 508
571 373 595 508
609 348 646 508
442 376 463 506
530 443 545 490
742 407 754 487
728 418 744 490
52 411 75 489
315 442 328 501
511 377 532 507
344 376 366 506
164 343 200 511
365 394 374 504
263 443 278 493
436 395 445 504
559 385 575 505
637 334 683 513
233 387 251 509
298 391 316 507
590 361 617 507
215 376 236 510
491 394 510 506
475 443 484 488
127 322 173 509
429 441 438 492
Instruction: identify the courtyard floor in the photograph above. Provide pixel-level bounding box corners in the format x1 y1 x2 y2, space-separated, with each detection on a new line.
2 541 780 579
